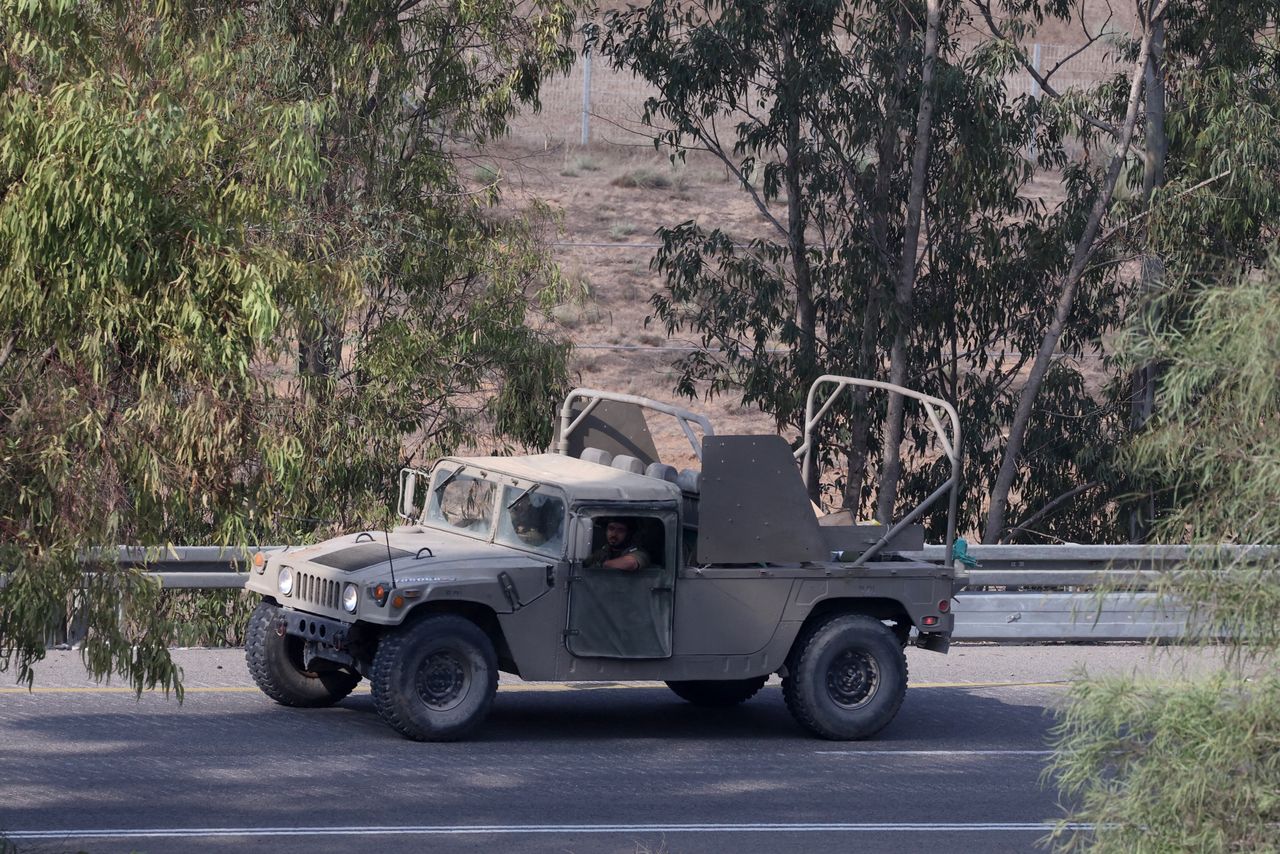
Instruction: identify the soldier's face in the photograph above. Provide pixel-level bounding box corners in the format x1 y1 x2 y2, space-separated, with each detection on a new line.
606 521 629 547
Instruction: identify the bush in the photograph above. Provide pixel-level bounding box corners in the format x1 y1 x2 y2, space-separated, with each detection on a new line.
1047 672 1280 853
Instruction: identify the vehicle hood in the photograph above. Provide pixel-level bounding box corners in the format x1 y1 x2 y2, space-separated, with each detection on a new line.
274 528 553 582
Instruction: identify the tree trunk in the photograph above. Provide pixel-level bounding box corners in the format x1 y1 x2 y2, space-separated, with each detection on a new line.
983 18 1160 543
1128 13 1166 543
875 0 940 524
776 23 820 501
843 9 912 513
299 179 347 396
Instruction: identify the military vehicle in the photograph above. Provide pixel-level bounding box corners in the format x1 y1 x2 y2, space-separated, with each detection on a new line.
243 375 966 741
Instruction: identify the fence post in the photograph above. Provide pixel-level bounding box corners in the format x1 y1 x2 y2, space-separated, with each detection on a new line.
581 47 592 147
1030 42 1042 98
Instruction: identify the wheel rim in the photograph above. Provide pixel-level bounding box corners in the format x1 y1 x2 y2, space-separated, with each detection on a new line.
415 649 470 711
826 648 880 709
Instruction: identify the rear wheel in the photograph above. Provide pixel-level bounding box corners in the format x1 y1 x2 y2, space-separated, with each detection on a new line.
782 614 907 740
666 676 768 707
245 601 360 707
371 614 498 742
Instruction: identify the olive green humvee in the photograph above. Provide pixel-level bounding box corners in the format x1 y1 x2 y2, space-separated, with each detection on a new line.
244 376 966 741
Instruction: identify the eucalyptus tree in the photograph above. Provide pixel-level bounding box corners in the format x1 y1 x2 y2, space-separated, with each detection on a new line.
599 0 1114 538
973 1 1280 543
0 2 323 692
0 0 579 691
249 0 582 531
1033 3 1280 848
972 0 1170 543
1047 260 1280 854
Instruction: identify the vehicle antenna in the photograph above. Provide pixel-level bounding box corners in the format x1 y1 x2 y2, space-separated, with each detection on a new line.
385 528 397 588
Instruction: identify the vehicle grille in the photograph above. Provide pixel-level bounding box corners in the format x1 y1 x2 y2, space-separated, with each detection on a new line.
295 572 340 611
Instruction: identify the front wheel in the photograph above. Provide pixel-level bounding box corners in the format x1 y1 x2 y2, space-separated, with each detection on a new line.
370 614 498 742
782 614 908 740
666 676 768 707
245 601 360 707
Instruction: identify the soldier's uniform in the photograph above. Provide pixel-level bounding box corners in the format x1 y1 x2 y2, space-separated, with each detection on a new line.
584 541 650 569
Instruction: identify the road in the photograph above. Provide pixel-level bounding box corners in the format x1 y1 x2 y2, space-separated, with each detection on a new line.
0 645 1228 854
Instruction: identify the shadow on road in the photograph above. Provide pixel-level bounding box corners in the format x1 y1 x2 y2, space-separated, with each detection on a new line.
5 683 1058 748
2 686 1064 840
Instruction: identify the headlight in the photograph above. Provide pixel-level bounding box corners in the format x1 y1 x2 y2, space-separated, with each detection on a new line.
277 566 294 596
342 583 359 614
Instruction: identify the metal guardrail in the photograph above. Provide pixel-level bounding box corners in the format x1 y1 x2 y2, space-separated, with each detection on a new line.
10 543 1271 643
911 544 1270 642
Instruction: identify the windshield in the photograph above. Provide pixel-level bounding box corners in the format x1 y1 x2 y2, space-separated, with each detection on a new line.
494 485 567 558
425 467 497 536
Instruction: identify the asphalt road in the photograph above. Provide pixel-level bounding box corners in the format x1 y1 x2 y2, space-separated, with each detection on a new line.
0 645 1232 854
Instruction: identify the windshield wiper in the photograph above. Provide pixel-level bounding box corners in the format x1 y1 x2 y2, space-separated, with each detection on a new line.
506 482 541 509
434 466 464 494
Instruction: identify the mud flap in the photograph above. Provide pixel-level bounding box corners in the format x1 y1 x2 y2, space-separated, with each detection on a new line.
916 631 950 653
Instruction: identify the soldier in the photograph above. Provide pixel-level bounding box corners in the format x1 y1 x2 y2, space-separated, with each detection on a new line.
510 493 563 549
585 518 649 571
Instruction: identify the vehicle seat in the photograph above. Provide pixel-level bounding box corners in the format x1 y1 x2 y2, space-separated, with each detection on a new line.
645 462 679 484
611 455 645 475
580 448 613 467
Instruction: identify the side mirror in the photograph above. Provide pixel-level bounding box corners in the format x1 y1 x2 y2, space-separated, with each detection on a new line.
400 471 418 518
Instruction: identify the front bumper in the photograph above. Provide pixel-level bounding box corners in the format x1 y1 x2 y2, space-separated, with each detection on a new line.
278 608 351 647
275 608 361 671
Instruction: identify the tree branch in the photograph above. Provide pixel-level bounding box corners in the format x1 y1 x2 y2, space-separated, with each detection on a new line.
0 334 15 374
1003 480 1102 542
1097 169 1232 245
983 15 1157 543
973 0 1119 137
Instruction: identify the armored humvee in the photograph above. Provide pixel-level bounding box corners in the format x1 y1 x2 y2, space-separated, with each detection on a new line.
243 376 966 741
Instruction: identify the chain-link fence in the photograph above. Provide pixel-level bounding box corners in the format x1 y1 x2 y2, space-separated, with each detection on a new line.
510 38 1124 147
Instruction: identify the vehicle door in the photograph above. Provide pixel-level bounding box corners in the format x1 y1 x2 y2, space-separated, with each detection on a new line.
564 506 678 658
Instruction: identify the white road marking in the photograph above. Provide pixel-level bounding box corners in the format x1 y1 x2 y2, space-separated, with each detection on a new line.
816 749 1055 756
6 822 1089 840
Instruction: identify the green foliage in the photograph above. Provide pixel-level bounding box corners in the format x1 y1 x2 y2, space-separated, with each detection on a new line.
1042 2 1280 843
0 2 323 691
1048 673 1280 853
600 0 1118 537
1119 266 1280 649
1048 260 1280 853
163 590 258 647
0 0 581 691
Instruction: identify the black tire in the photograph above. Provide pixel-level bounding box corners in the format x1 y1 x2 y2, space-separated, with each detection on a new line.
245 600 360 707
782 614 908 740
370 614 498 742
666 676 768 707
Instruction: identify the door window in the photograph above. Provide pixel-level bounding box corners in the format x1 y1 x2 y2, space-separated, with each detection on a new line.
566 513 675 658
